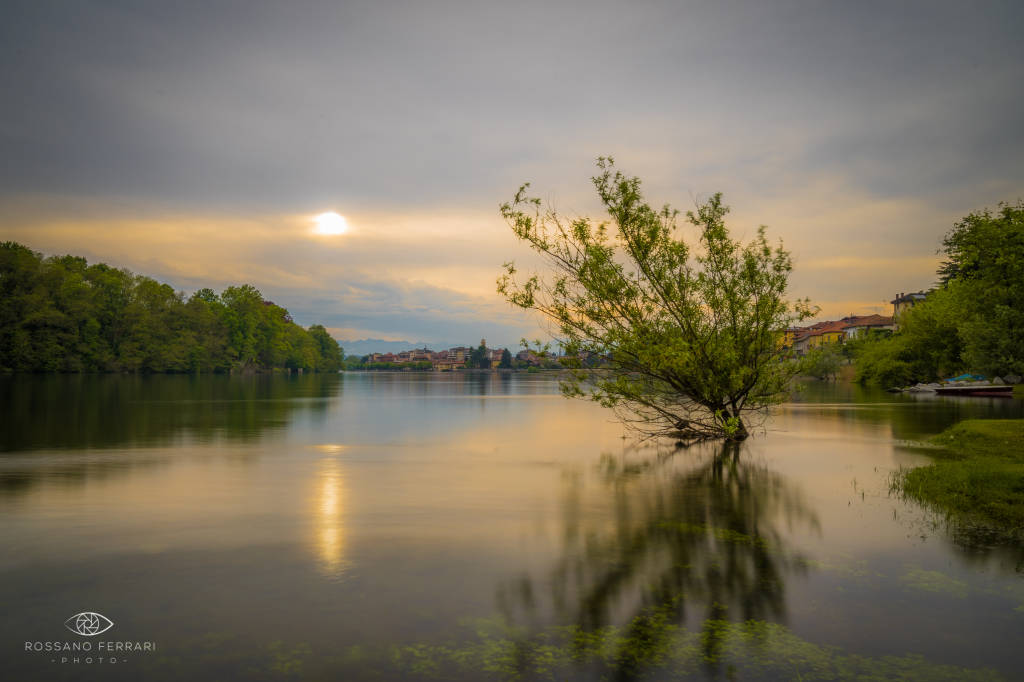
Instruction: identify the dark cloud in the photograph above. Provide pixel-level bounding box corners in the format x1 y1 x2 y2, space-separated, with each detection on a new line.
3 0 1021 210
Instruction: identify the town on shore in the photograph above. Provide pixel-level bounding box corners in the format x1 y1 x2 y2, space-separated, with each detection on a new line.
347 339 568 371
353 293 921 372
781 292 922 354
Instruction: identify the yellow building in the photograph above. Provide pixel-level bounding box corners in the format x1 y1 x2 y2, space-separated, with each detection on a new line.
778 328 800 349
806 330 845 348
792 321 847 354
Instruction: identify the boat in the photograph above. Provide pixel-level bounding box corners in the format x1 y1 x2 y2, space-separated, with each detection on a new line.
933 384 1014 397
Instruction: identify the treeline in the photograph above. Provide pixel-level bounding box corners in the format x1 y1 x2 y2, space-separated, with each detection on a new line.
0 242 343 373
855 200 1023 386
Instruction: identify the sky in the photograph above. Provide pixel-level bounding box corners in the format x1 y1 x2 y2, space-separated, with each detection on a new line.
2 0 1022 350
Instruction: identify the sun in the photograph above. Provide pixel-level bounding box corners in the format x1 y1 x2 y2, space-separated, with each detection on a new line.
313 212 348 235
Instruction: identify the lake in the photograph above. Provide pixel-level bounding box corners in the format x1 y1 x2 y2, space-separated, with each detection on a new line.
1 372 1022 681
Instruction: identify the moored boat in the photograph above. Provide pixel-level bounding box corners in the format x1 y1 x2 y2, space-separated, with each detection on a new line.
934 384 1014 397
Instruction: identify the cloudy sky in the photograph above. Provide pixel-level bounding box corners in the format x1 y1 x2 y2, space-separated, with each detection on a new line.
2 0 1022 349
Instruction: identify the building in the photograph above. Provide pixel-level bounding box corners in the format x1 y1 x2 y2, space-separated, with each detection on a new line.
779 327 802 350
431 347 472 370
488 348 508 368
516 349 541 366
791 320 847 354
840 314 895 339
891 291 927 318
787 311 897 355
409 348 433 361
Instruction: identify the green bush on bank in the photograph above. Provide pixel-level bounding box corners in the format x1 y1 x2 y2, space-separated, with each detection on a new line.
798 345 842 380
853 335 916 387
895 420 1024 533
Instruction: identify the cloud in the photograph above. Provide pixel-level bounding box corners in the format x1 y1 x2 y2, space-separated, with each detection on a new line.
1 0 1022 339
3 1 1021 211
0 197 542 346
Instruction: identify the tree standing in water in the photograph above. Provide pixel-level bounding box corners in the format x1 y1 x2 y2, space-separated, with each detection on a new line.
498 158 813 440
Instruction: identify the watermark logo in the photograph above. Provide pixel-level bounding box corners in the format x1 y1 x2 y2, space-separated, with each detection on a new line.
24 611 156 666
63 612 114 637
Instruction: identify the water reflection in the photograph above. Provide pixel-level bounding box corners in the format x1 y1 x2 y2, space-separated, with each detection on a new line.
0 373 1021 680
313 455 348 578
498 441 819 679
0 372 341 452
313 443 347 455
0 374 341 496
788 380 1024 442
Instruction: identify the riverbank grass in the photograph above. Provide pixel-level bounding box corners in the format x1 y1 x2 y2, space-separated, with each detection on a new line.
898 419 1024 531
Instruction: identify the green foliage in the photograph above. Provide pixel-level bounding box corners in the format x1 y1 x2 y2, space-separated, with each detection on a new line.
470 343 491 369
894 419 1024 536
854 334 917 387
132 618 1004 681
855 286 966 385
900 567 969 599
939 200 1024 286
799 345 842 380
307 325 344 372
898 285 967 377
0 242 341 373
860 200 1023 385
951 206 1024 375
498 159 813 439
378 615 1001 681
266 640 312 677
499 348 512 368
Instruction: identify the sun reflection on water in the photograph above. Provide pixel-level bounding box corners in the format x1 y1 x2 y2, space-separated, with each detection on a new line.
313 443 347 455
313 455 348 578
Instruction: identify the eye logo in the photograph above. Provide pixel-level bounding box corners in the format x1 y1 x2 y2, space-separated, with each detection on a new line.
64 612 114 636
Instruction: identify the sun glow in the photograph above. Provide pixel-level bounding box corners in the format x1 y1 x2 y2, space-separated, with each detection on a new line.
313 212 348 235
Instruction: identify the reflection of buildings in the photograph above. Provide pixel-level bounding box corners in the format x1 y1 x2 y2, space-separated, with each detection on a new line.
313 453 348 577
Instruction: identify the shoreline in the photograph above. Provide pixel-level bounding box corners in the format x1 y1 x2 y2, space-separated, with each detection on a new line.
894 419 1024 538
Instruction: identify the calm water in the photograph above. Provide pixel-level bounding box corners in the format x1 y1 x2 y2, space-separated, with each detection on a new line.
1 373 1023 681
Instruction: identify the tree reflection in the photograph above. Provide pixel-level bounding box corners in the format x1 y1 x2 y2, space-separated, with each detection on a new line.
0 373 341 495
497 441 819 679
0 372 340 451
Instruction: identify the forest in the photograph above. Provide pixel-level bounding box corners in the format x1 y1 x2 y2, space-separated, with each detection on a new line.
0 242 343 373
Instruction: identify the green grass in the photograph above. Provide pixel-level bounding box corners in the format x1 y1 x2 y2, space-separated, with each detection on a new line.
383 615 1004 681
896 419 1024 532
